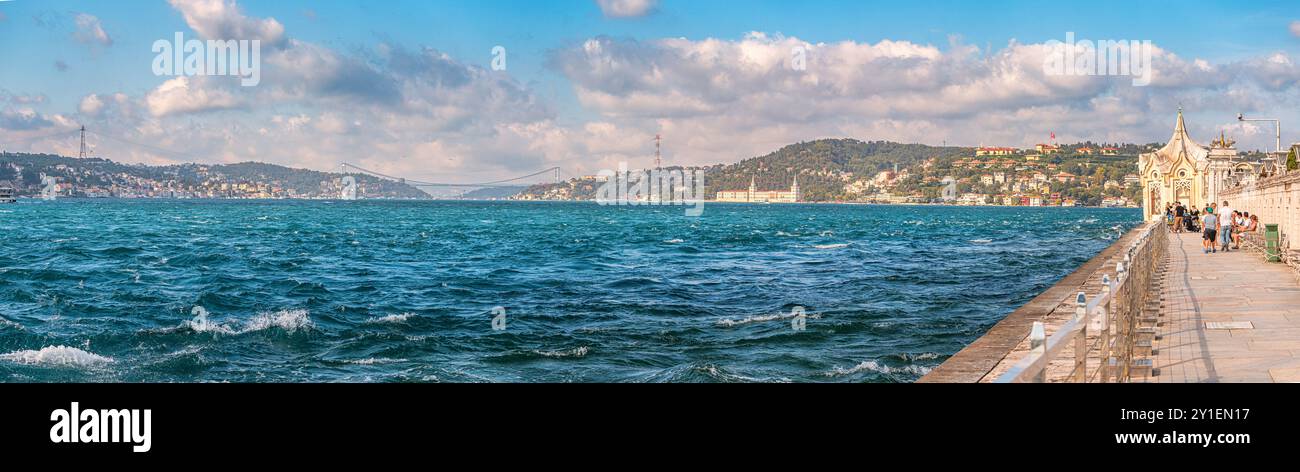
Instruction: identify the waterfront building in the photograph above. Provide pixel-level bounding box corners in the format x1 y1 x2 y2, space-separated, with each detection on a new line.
1139 110 1213 220
1036 143 1061 154
976 146 1017 156
715 176 800 203
0 181 15 203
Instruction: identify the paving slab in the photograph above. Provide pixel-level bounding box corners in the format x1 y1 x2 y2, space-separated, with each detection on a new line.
1137 232 1300 383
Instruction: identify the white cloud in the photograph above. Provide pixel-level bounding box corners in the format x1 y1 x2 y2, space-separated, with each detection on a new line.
73 13 112 46
145 77 242 116
41 1 1300 180
167 0 286 47
1291 20 1300 38
79 94 104 116
595 0 658 18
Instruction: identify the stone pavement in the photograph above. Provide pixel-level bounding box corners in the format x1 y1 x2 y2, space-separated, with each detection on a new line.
1137 231 1300 383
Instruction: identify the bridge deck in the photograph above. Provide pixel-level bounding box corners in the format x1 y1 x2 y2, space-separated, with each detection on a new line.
1139 232 1300 383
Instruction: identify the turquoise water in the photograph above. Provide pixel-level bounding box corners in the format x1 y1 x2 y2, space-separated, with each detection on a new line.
0 200 1140 382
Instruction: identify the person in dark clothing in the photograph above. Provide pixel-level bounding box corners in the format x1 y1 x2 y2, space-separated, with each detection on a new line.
1173 202 1185 233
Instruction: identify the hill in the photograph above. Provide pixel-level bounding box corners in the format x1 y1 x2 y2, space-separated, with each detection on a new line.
0 152 429 199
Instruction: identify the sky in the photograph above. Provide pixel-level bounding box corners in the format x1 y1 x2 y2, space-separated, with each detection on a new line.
1 0 1299 183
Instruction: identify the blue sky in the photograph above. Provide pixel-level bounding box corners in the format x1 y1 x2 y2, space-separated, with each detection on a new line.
2 0 1299 180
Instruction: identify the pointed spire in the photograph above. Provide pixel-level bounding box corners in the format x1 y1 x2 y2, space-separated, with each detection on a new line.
1175 108 1187 134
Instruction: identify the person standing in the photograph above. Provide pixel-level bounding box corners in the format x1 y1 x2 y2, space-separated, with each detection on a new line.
1173 202 1185 233
1218 200 1235 252
1202 208 1219 254
1188 206 1200 232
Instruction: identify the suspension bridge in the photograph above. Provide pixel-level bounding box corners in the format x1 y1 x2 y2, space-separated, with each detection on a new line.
4 126 568 189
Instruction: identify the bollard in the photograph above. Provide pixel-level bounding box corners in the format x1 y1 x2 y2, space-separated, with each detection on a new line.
1030 321 1046 383
1265 224 1281 263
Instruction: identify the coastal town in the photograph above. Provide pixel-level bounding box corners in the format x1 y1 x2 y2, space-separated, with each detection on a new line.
515 137 1155 207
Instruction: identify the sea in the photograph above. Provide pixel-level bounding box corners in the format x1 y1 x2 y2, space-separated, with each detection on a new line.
0 199 1141 382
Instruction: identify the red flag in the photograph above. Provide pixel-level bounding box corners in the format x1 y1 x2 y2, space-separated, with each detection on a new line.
1050 132 1056 140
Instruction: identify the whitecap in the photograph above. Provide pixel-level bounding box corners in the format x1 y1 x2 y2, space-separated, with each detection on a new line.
364 313 415 324
814 243 848 249
663 239 684 244
533 346 590 358
823 360 931 377
176 309 314 335
347 357 406 365
0 346 114 368
717 311 820 327
969 239 993 244
240 309 314 333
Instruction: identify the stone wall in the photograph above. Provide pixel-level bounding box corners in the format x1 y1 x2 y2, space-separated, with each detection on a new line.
1218 171 1299 259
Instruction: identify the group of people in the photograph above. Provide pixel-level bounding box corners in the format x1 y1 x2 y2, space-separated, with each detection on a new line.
1164 200 1260 254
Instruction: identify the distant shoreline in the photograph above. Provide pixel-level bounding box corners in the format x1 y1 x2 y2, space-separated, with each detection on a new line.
4 196 1142 210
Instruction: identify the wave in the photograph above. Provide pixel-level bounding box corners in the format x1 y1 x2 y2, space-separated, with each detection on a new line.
717 311 820 327
346 357 406 365
969 239 993 244
663 239 684 244
0 346 114 368
178 309 314 335
364 313 415 325
823 360 932 377
814 243 848 250
533 346 590 358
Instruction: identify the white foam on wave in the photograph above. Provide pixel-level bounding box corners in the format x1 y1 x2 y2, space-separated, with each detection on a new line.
814 243 849 250
364 313 415 325
242 309 314 333
347 357 406 365
533 346 590 358
969 239 993 244
717 311 820 327
0 346 114 368
181 309 314 335
663 239 685 244
823 360 932 377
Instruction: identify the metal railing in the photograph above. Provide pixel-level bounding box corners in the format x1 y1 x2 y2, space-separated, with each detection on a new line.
995 220 1167 383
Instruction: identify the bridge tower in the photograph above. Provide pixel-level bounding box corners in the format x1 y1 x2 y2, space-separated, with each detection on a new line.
654 134 662 170
79 125 87 159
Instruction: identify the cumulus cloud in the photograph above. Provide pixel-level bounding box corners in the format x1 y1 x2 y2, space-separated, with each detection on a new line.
145 77 242 116
167 0 286 47
595 0 658 18
72 13 112 46
35 1 1300 179
541 32 1300 162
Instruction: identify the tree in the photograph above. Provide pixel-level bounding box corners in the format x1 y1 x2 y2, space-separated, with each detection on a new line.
1288 147 1297 171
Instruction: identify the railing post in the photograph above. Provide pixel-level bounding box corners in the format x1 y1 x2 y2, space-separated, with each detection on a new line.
1029 321 1046 383
1113 261 1127 383
1099 274 1112 383
1074 292 1087 383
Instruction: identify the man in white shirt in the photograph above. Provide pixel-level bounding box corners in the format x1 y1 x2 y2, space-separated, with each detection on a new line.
1218 201 1235 252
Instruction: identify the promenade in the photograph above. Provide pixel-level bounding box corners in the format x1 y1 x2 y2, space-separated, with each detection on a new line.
1139 232 1300 383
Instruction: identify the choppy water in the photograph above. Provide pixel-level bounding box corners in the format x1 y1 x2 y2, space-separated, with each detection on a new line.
0 200 1140 382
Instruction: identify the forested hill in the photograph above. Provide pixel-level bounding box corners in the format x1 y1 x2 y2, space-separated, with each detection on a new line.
517 139 973 201
705 139 972 201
